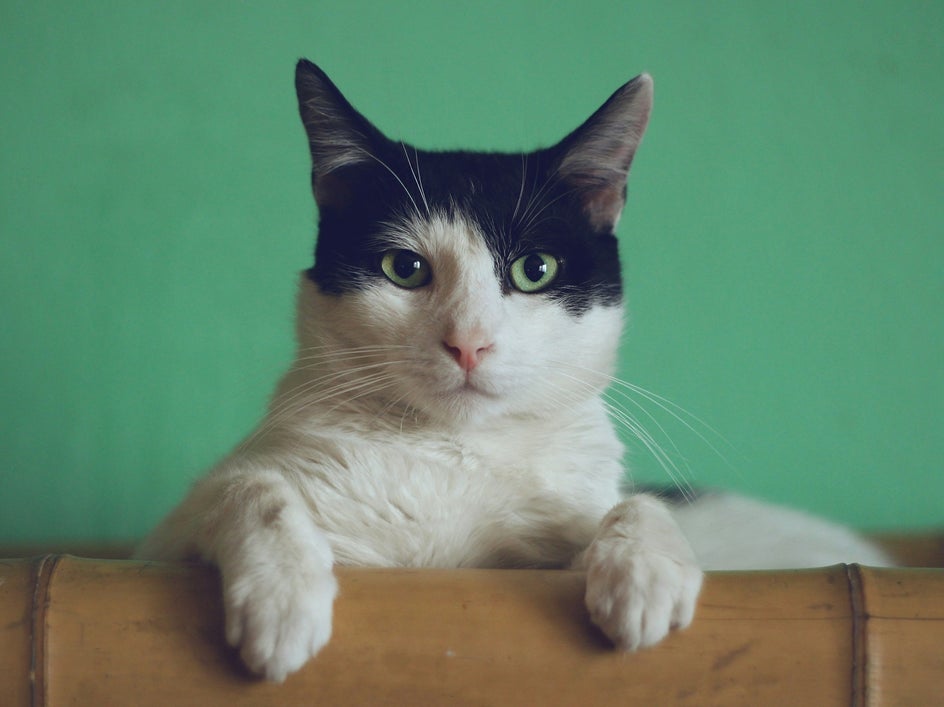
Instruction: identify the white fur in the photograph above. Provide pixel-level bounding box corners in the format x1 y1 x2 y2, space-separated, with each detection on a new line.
137 211 889 681
673 493 893 570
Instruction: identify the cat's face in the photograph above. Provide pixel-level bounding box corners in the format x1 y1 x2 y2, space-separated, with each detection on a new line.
293 61 652 426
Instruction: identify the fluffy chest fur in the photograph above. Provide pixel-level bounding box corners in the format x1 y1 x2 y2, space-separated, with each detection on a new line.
251 395 623 568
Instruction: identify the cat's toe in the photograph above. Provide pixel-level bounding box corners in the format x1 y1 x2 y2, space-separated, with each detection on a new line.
582 503 703 652
224 570 337 682
585 550 702 650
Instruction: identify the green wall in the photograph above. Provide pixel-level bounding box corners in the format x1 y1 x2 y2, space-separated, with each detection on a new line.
2 2 941 546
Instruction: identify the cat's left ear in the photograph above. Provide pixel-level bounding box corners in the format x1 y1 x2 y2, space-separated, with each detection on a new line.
554 74 653 232
295 59 386 209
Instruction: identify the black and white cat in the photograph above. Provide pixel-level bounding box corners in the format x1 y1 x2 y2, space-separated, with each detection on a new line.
137 60 891 682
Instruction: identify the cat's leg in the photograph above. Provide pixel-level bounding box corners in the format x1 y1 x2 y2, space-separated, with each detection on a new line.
574 494 703 651
136 467 337 682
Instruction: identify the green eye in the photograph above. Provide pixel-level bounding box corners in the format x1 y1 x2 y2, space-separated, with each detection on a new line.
380 249 432 288
509 252 560 293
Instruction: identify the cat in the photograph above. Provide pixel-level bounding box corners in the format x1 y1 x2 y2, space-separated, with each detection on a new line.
136 59 892 682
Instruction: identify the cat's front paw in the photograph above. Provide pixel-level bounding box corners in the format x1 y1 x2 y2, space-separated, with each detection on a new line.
582 496 703 651
223 564 338 682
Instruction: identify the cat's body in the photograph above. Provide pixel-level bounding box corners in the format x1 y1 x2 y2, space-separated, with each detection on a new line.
137 60 891 682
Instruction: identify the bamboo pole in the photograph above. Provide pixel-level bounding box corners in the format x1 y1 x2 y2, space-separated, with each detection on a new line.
1 556 942 706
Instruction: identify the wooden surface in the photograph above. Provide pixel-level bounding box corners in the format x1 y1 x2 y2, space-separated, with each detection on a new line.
0 557 34 707
1 556 942 706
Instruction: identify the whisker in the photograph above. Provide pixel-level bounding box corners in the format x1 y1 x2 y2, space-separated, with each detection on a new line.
266 374 400 442
518 184 581 236
522 376 694 499
319 372 406 416
607 381 736 470
516 153 550 228
290 346 411 368
510 152 528 227
240 342 424 449
551 359 736 466
352 145 422 218
400 142 431 216
600 397 697 503
516 159 566 234
542 367 696 500
545 358 741 495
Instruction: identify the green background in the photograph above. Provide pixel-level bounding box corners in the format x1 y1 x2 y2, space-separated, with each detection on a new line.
2 1 941 547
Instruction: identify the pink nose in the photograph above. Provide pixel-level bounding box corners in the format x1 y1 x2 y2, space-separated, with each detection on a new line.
442 336 493 372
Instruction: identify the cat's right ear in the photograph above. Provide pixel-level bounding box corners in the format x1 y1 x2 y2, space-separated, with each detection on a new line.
295 60 382 209
553 74 654 233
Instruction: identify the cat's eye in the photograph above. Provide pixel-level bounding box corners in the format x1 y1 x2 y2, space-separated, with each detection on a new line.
509 252 560 293
380 249 432 289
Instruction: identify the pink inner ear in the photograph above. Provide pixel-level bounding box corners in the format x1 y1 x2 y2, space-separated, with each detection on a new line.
582 187 626 232
553 74 652 233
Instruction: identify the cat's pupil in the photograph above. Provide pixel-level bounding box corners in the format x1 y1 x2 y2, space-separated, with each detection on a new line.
393 252 423 279
523 254 549 282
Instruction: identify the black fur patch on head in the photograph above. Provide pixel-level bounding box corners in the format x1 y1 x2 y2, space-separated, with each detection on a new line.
295 60 652 316
307 145 623 315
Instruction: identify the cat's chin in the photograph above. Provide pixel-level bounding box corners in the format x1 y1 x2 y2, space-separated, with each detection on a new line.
403 380 513 427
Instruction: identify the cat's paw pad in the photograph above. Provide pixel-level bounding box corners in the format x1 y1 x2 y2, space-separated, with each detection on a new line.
223 568 338 682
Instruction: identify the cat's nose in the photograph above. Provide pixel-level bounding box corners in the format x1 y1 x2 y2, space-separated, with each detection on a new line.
442 335 493 372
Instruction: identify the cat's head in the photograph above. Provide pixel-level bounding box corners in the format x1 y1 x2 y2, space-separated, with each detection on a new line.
292 60 651 427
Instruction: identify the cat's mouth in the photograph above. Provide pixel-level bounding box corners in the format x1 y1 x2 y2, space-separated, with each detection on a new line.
442 375 501 401
405 362 509 415
455 379 497 397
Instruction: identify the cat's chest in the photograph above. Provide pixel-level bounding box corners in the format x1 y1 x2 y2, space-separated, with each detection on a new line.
296 411 623 568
